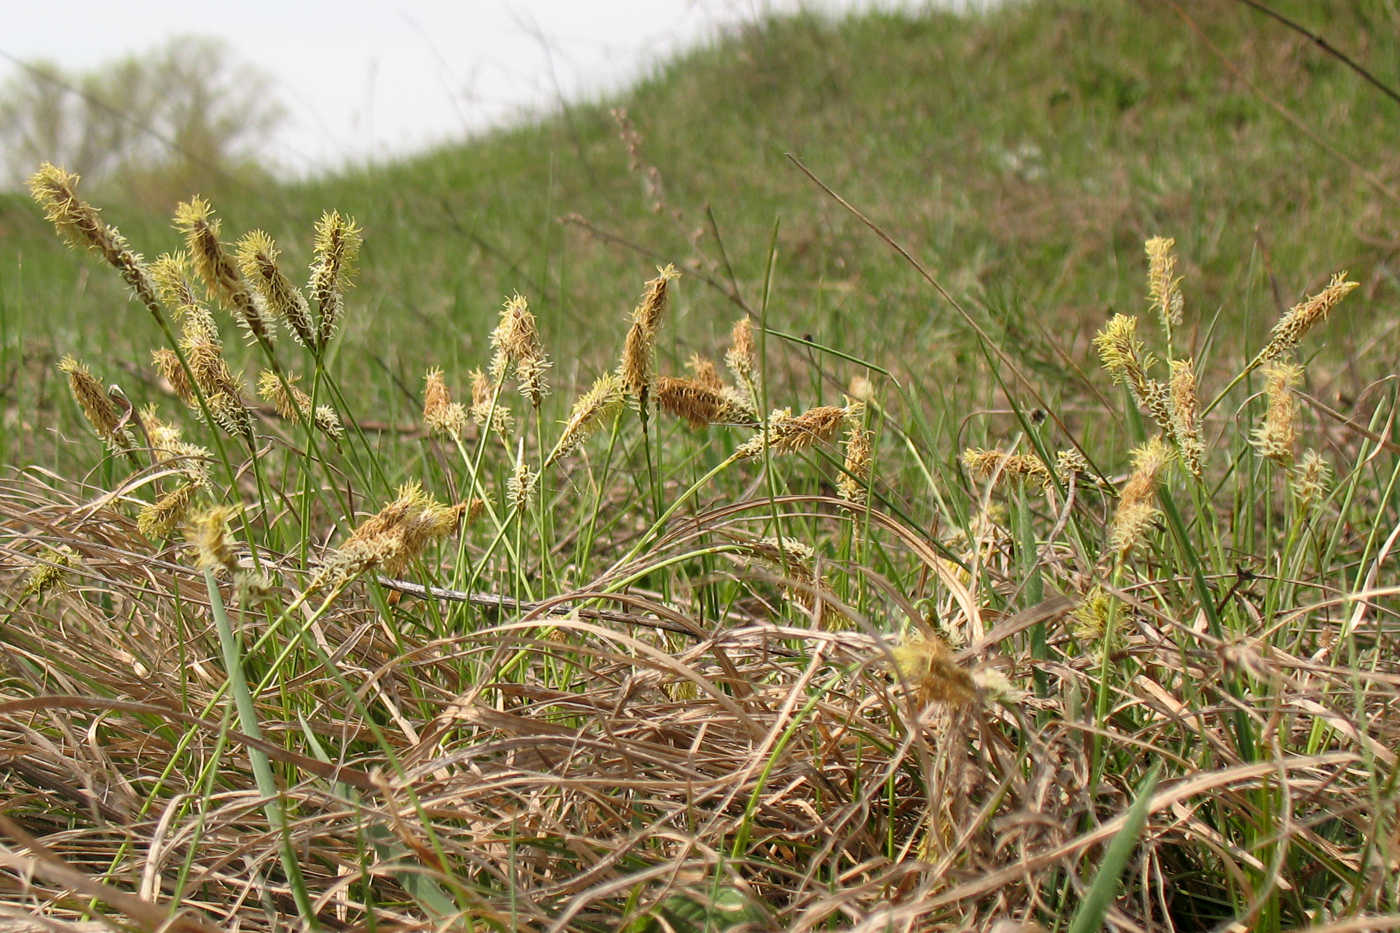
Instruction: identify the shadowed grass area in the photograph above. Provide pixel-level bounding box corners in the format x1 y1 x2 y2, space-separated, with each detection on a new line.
1 1 1398 929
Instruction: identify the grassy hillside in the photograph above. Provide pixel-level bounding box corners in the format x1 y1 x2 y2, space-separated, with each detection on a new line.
5 0 1399 465
2 1 1399 929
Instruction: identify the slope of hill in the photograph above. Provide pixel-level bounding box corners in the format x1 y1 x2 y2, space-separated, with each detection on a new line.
4 0 1398 463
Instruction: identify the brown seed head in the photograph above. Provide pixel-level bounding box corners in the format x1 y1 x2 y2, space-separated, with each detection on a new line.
59 355 126 449
655 375 756 428
962 448 1053 488
725 316 756 386
331 481 460 581
839 418 873 505
139 482 198 540
423 368 468 440
737 404 846 459
1109 436 1171 555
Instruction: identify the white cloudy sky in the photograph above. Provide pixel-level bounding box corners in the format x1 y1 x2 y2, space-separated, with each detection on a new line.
0 0 989 176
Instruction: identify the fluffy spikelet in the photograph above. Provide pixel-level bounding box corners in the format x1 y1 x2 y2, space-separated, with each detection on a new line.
1094 313 1174 440
18 545 77 602
150 252 203 318
1168 358 1204 479
686 354 724 390
142 406 211 486
422 368 468 440
186 505 239 575
508 441 538 513
1261 273 1358 363
890 633 977 708
547 372 625 466
58 355 127 449
1291 449 1331 512
257 370 343 439
655 376 757 429
636 263 679 333
27 163 162 319
309 210 362 349
1109 436 1172 555
237 230 316 348
618 265 680 399
174 196 268 341
326 482 461 583
1145 236 1183 331
1071 586 1116 646
725 317 756 386
159 313 251 439
469 368 514 437
139 483 198 540
838 415 873 505
1055 448 1093 483
489 294 551 406
1251 360 1302 464
962 448 1052 488
737 404 847 459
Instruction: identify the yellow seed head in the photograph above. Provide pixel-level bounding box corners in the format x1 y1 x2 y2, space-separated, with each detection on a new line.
1168 358 1204 479
422 368 468 440
330 482 460 582
1145 236 1183 330
174 196 268 341
489 294 551 406
1093 313 1173 440
27 163 162 318
1108 436 1172 554
1251 360 1302 464
18 545 77 602
469 367 514 438
508 441 537 513
686 354 723 390
725 316 756 386
150 252 203 318
186 505 239 575
309 210 362 349
1291 449 1331 513
236 230 316 348
838 419 873 505
890 633 977 709
139 482 198 540
1261 273 1358 363
547 371 626 466
962 448 1053 488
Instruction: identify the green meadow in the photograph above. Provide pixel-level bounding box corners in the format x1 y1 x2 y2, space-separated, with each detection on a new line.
2 1 1398 929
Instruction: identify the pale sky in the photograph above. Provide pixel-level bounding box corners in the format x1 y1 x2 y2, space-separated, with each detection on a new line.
0 0 988 176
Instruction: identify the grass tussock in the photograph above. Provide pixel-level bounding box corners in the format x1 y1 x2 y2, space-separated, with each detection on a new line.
5 12 1400 920
1 153 1397 932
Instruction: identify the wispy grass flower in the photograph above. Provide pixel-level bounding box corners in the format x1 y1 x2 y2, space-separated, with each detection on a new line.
1108 436 1172 555
309 210 362 350
619 264 680 400
174 197 269 341
422 368 469 440
1259 273 1358 363
736 405 847 459
237 230 316 348
58 355 127 450
1145 236 1183 333
324 482 462 583
1251 360 1302 464
257 370 343 439
490 294 551 407
547 371 625 466
27 164 162 321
